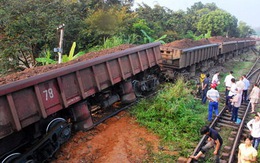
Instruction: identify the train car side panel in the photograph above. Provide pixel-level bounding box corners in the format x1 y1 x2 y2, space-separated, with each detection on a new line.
59 73 82 106
120 55 132 79
190 51 195 65
146 48 157 66
130 53 142 74
79 67 98 98
94 63 112 90
138 50 149 70
38 80 63 115
108 59 122 83
12 88 41 128
0 96 14 139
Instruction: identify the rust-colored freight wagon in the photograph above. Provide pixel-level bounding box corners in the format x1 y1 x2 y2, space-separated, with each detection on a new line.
237 40 246 50
0 42 162 162
219 41 237 54
160 44 219 69
245 40 256 47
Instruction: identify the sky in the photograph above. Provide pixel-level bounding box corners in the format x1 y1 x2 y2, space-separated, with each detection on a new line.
133 0 260 29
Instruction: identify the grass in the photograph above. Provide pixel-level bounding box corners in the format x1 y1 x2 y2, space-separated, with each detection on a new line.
129 78 208 161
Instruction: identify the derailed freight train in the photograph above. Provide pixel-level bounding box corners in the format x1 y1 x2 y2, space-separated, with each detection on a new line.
0 38 256 162
160 38 256 80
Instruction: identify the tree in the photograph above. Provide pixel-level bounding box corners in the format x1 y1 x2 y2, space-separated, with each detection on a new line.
84 6 135 45
238 21 255 38
197 9 238 37
167 10 190 40
186 2 218 34
0 0 85 73
135 3 178 42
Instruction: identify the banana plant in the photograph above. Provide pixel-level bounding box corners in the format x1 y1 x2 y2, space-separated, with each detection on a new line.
62 42 77 62
141 29 167 44
36 49 57 65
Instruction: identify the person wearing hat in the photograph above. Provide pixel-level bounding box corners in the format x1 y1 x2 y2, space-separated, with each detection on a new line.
206 83 220 122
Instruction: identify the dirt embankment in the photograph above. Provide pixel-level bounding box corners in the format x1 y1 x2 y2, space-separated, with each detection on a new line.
51 111 161 163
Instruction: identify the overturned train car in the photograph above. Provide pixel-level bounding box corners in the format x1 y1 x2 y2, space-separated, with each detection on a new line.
0 42 162 163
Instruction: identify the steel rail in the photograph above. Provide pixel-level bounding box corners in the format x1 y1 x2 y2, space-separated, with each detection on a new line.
187 57 260 163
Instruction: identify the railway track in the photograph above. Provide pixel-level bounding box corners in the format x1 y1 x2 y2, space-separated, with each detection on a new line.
186 57 260 163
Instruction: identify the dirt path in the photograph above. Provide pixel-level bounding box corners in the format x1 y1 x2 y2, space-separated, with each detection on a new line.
51 111 161 163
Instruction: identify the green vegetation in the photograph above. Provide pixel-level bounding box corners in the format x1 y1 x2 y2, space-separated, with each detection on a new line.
62 42 77 63
35 49 57 65
197 9 238 36
141 30 167 44
87 36 125 52
0 0 256 75
130 78 208 161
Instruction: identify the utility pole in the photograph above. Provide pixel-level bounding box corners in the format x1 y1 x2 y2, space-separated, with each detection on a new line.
54 24 65 64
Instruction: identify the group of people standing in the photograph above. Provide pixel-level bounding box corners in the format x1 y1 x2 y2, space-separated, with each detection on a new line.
192 70 260 162
201 70 260 122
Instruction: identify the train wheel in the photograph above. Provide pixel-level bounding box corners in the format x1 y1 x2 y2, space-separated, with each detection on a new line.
46 118 66 133
46 118 71 144
132 80 142 97
1 153 21 163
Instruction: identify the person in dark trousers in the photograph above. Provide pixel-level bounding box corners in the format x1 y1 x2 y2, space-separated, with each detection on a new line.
190 126 223 163
230 88 242 123
242 74 250 103
201 73 210 104
227 78 237 112
224 71 234 101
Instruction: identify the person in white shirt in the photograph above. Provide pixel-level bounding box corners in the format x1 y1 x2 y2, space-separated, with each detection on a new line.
242 75 250 103
224 71 234 94
236 76 245 91
224 71 234 105
227 78 237 112
206 83 220 121
247 113 260 150
212 71 220 86
230 88 242 123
